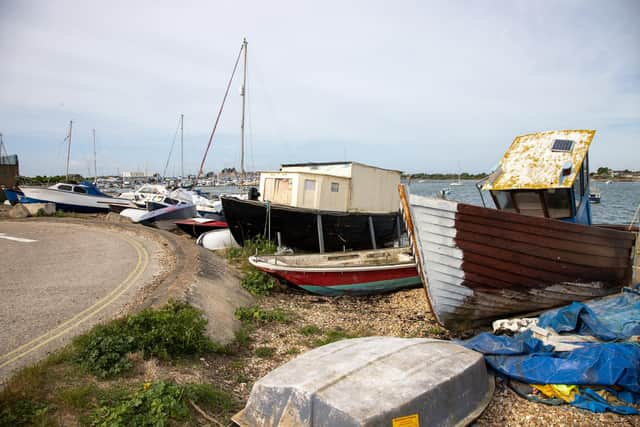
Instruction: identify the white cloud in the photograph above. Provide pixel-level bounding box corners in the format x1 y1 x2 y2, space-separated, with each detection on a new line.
1 0 638 175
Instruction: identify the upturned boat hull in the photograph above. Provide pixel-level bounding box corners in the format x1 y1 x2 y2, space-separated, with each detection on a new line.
400 189 637 331
175 218 228 237
221 196 402 252
249 248 421 296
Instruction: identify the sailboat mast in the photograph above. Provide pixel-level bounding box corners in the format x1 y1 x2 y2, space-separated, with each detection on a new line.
180 113 184 179
240 37 248 176
92 128 97 183
65 120 73 181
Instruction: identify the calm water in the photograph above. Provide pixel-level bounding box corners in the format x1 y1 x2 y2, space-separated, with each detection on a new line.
407 180 640 225
198 181 639 225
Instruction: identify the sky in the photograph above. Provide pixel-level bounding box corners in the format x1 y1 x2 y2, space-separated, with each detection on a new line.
1 0 638 177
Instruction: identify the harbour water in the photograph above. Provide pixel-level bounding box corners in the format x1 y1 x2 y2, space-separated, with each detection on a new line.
199 180 639 225
407 180 640 225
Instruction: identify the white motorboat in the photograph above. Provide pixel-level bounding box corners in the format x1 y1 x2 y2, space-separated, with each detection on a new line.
19 182 135 213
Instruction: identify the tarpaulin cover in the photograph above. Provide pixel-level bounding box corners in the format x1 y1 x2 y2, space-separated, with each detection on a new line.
537 287 640 341
462 288 640 414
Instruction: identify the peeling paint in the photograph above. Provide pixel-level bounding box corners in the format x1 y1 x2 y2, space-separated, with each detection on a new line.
483 129 595 190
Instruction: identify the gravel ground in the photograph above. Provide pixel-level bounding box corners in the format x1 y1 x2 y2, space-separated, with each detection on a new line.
200 283 640 426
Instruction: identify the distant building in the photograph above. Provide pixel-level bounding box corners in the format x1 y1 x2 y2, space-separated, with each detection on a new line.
122 171 146 178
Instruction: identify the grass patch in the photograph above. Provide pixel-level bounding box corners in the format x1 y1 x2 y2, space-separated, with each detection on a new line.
74 301 219 378
299 324 321 336
309 328 358 348
56 384 98 411
235 306 291 324
285 347 300 355
254 347 276 358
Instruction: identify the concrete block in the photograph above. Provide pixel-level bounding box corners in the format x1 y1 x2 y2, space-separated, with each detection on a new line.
8 204 31 218
23 203 56 216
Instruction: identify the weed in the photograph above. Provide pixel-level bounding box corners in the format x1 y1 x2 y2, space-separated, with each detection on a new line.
241 269 278 296
299 325 321 336
89 381 238 426
126 301 213 360
73 320 136 379
234 326 253 347
285 347 300 355
35 208 47 217
73 301 216 378
235 306 290 324
254 347 276 358
309 328 358 348
53 210 66 217
423 325 447 337
91 381 190 426
185 383 238 416
0 399 52 427
56 384 98 411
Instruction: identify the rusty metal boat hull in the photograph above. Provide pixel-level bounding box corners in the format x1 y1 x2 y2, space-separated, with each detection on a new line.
400 189 637 331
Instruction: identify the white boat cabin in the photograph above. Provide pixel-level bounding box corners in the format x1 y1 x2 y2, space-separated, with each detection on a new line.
482 130 594 225
259 161 401 213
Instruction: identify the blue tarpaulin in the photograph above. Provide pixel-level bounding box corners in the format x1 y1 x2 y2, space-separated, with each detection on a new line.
462 288 640 414
538 287 640 341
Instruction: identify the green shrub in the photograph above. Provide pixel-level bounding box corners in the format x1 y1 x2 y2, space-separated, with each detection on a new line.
241 269 278 296
235 306 290 324
73 321 136 379
90 381 237 427
254 347 275 358
91 382 189 426
0 400 51 427
310 328 357 348
74 301 216 378
126 301 213 360
299 325 321 336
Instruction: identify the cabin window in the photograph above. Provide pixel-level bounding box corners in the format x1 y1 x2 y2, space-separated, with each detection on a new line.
491 191 516 212
58 184 72 191
573 167 583 208
331 182 339 192
543 189 572 218
73 186 87 194
304 179 316 191
512 191 545 217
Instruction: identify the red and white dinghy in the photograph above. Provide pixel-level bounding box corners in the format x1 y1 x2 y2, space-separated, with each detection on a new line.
248 248 421 296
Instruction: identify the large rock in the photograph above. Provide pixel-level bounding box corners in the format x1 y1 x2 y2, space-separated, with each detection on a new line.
23 203 56 216
8 204 31 218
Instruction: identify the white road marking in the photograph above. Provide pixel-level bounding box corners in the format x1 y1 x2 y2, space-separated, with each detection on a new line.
0 233 37 243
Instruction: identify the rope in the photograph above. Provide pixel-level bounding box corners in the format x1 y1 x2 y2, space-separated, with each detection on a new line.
161 116 182 178
197 41 245 179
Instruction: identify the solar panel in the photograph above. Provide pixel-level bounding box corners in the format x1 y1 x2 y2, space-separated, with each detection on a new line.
551 139 574 152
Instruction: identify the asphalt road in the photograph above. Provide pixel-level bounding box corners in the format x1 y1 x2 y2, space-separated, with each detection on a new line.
0 220 164 384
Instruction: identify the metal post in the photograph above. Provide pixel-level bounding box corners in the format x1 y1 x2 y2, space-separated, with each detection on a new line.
240 38 248 177
65 120 73 181
317 214 325 253
180 114 184 179
396 214 402 243
92 128 97 183
368 216 377 249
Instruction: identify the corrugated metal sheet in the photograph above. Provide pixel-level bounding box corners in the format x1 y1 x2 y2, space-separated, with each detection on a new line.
400 187 636 331
483 129 595 190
